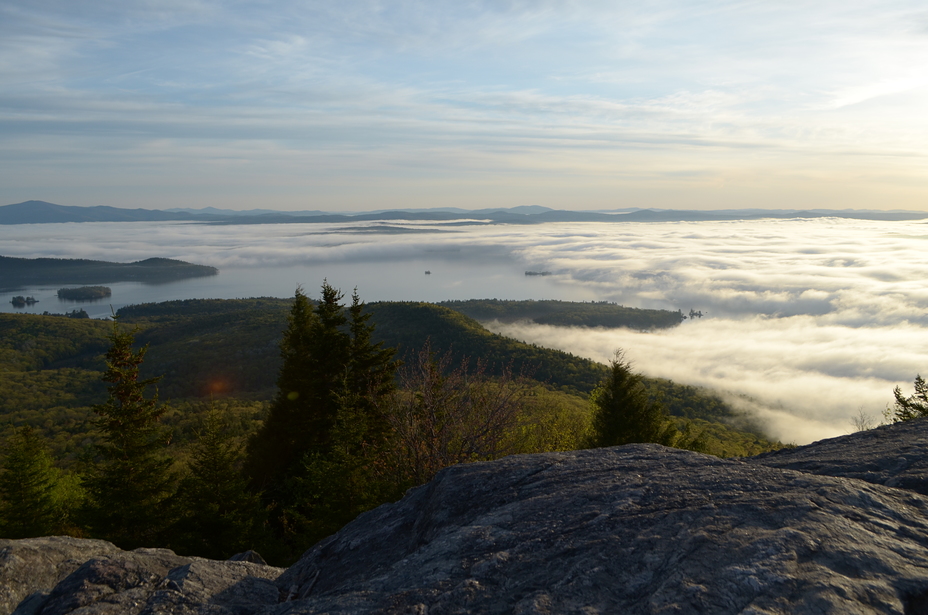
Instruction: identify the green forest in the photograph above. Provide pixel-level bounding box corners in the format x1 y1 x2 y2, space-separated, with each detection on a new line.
439 298 686 329
57 286 112 301
0 290 783 564
0 255 217 287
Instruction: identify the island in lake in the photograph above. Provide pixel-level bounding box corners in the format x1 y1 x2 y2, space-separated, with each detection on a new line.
10 295 38 307
57 286 112 301
0 256 218 289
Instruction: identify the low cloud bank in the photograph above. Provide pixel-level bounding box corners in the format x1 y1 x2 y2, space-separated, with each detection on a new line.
487 318 913 444
0 221 510 267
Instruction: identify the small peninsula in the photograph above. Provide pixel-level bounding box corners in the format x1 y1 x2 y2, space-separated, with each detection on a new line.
0 256 218 289
440 298 685 330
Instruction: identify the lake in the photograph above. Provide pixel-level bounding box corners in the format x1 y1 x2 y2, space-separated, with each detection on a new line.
0 257 595 320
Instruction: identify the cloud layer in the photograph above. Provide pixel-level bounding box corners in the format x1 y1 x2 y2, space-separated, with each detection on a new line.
3 2 928 209
2 217 927 443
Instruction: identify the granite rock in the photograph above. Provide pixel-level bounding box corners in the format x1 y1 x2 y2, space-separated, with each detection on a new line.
276 444 928 614
750 417 928 494
0 537 121 615
0 540 283 615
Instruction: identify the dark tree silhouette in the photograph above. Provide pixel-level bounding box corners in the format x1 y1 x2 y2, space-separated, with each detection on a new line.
245 283 397 554
170 407 264 559
890 375 928 422
587 351 676 448
81 317 175 549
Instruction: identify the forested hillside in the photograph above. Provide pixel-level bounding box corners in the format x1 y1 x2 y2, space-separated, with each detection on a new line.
439 299 686 329
0 298 774 454
0 255 217 287
110 298 614 398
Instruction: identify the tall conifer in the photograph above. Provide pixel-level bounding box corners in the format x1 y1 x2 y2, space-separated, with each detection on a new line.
171 407 264 559
890 375 928 422
0 426 61 538
245 283 397 554
81 317 175 549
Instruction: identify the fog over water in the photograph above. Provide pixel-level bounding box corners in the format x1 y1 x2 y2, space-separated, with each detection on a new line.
3 217 927 444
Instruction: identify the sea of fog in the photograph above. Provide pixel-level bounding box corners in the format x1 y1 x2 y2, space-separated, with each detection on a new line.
3 217 928 445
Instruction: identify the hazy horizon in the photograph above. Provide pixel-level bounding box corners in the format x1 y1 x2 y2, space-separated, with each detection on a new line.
3 217 927 445
6 199 928 216
3 2 928 212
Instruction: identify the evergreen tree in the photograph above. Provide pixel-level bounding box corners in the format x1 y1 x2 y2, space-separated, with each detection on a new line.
587 351 676 448
0 426 61 538
81 317 176 549
170 407 264 559
890 375 928 422
287 382 397 547
245 283 397 553
246 285 350 488
345 289 398 451
245 287 320 487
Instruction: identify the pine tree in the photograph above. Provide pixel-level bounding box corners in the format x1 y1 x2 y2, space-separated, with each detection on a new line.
890 375 928 422
81 317 176 549
245 283 397 552
0 426 61 538
245 287 321 488
587 351 676 448
246 285 350 488
345 289 398 452
170 407 264 559
288 384 395 547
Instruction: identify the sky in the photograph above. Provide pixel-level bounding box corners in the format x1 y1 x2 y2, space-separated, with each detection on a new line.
3 217 928 444
3 1 928 212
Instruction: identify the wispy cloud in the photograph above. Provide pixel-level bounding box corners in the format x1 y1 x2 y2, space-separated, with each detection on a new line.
2 1 928 209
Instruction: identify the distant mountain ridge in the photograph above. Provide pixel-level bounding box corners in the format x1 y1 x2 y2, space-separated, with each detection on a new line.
0 201 204 224
3 200 927 225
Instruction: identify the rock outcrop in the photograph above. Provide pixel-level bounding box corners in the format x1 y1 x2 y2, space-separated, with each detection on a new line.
0 537 283 615
7 419 928 614
276 443 928 614
0 537 121 615
749 418 928 495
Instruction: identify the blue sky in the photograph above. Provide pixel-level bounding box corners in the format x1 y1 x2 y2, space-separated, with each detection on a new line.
2 1 928 211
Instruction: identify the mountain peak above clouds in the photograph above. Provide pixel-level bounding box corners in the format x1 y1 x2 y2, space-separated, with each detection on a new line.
164 207 331 217
0 201 201 224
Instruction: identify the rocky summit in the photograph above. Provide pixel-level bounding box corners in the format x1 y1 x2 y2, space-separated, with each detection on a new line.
6 419 928 614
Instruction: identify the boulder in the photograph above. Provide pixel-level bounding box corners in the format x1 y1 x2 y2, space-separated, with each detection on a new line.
750 417 928 495
0 540 283 615
0 537 121 615
275 444 928 614
28 548 192 615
